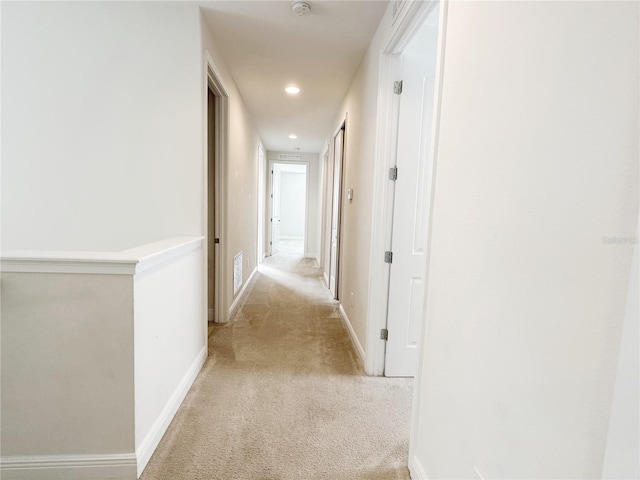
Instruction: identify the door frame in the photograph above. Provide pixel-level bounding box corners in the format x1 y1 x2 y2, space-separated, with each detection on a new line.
204 51 229 323
365 0 444 374
384 24 441 377
327 119 347 300
267 160 311 257
257 143 266 264
319 142 331 286
268 161 282 256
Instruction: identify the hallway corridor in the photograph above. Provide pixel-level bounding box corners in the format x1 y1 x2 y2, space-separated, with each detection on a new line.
140 255 413 480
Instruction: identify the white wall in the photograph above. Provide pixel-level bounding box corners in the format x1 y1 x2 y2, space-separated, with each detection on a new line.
1 273 135 458
320 147 331 277
323 16 389 354
133 243 206 474
1 2 203 252
279 171 306 239
266 152 321 260
0 237 206 480
1 3 215 477
0 0 265 327
201 16 261 315
410 1 639 479
602 221 639 479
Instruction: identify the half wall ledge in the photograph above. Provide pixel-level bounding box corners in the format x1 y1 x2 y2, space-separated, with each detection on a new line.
0 235 204 275
0 236 207 480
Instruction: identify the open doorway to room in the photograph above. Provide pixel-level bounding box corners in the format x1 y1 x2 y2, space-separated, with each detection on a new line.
207 86 218 322
206 54 228 323
257 143 266 264
268 161 308 258
383 2 442 377
365 1 444 376
328 122 346 300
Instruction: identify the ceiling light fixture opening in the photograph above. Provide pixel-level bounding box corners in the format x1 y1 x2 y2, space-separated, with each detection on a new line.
291 1 311 17
285 86 300 95
288 134 298 139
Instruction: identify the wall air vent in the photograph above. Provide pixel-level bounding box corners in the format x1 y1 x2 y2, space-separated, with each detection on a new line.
278 154 301 161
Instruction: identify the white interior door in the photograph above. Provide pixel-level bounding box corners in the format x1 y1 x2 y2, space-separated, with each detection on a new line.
321 150 331 279
270 164 282 255
257 145 265 263
384 10 439 377
328 126 345 299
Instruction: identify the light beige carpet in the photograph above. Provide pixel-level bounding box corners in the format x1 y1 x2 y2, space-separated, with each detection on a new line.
141 255 413 480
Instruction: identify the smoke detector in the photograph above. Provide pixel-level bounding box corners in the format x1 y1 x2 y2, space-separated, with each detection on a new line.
291 1 311 16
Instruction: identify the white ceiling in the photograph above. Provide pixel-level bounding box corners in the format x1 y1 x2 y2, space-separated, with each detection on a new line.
200 1 388 153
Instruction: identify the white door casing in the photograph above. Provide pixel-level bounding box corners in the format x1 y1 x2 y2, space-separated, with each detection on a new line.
321 148 331 284
384 9 440 377
257 144 266 263
270 163 282 255
205 51 229 323
329 125 346 299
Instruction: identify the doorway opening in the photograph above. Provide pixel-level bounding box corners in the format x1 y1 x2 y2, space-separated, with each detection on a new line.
268 161 309 259
257 144 266 264
328 122 346 300
383 2 442 377
206 53 229 323
363 1 444 376
320 147 331 282
207 86 217 322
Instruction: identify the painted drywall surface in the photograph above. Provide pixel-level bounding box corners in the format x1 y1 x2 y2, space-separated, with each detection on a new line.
412 1 639 478
304 153 321 259
0 273 135 455
325 18 387 353
602 222 639 479
267 152 321 260
1 2 203 252
201 16 260 315
278 172 306 239
134 245 206 457
320 148 331 276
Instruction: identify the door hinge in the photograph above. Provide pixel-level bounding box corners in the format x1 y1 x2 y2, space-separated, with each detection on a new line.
394 80 403 94
380 328 389 341
389 166 398 181
270 241 272 245
214 238 220 244
384 251 393 263
270 218 272 222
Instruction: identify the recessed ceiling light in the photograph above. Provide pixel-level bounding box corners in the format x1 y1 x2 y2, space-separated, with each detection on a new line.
288 134 298 139
285 86 300 95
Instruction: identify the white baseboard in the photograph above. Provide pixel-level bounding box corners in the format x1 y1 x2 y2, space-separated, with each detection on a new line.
228 267 257 320
409 454 429 480
304 253 319 265
0 453 137 480
135 345 207 476
0 347 208 480
338 304 366 368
